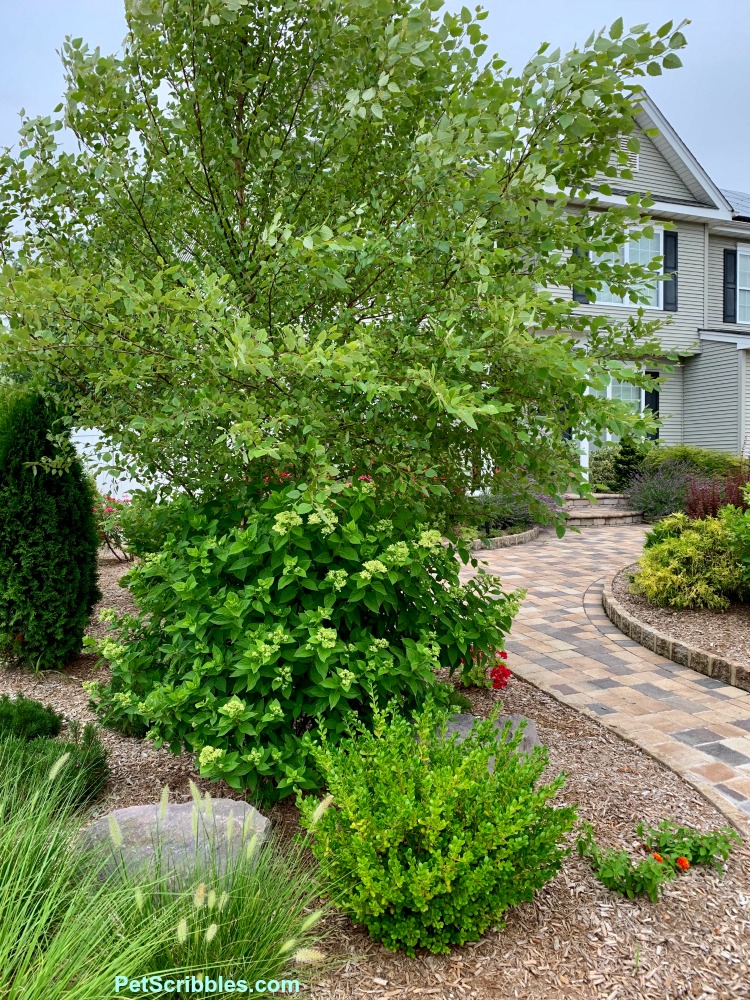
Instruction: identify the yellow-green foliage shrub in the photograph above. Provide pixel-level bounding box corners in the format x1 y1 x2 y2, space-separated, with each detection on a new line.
632 514 744 610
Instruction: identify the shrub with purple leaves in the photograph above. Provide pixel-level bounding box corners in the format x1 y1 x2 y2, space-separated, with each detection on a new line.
686 471 750 520
626 461 693 520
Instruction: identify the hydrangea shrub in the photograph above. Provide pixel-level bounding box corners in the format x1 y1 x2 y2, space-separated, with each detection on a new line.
89 482 523 801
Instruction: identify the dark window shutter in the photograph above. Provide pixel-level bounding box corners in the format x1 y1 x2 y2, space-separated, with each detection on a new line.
571 247 589 303
723 248 737 323
644 370 660 440
662 232 678 312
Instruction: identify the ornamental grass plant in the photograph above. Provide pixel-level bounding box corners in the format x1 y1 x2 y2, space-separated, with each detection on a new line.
0 735 176 1000
0 739 331 1000
109 783 331 988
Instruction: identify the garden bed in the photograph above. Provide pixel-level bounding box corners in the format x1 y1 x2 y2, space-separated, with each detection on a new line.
1 558 749 997
611 565 750 672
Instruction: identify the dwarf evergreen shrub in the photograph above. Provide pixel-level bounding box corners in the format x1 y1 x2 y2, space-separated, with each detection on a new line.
633 514 744 610
0 693 62 740
300 701 576 955
0 392 100 669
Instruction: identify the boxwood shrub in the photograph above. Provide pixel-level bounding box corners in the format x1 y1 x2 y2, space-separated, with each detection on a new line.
299 701 576 955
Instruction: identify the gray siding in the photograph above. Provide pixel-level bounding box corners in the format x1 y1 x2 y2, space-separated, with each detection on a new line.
743 350 750 456
707 234 750 334
657 366 682 446
595 129 696 204
682 341 740 452
572 220 705 355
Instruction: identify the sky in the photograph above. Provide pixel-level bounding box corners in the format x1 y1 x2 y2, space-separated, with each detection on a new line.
1 0 749 191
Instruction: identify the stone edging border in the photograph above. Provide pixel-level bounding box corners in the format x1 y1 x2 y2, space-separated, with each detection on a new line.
516 674 750 837
470 524 542 552
602 564 750 695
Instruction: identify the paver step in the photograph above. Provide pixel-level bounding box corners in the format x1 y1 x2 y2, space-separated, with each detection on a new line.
563 493 629 510
565 509 642 526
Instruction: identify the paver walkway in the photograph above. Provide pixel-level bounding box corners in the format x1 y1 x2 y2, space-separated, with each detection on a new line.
462 525 750 834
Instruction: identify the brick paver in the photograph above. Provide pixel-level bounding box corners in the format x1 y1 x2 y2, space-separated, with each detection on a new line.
462 525 750 834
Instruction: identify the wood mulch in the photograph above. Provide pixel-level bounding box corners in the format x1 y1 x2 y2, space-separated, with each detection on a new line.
613 565 750 669
1 558 749 998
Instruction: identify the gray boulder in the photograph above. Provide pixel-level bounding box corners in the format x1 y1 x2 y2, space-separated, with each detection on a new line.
444 713 541 771
82 795 270 880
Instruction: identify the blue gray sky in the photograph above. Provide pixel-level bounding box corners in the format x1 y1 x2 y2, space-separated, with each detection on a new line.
2 1 748 191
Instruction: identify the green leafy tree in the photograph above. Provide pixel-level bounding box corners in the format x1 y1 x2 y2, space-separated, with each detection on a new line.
0 3 686 513
0 392 100 669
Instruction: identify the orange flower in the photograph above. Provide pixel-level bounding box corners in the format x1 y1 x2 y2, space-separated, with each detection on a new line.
652 852 664 863
676 856 690 872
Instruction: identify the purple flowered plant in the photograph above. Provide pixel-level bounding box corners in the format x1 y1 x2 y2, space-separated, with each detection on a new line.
626 461 694 520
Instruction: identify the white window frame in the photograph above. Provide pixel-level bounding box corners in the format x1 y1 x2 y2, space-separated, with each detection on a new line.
586 376 648 449
592 227 663 309
737 246 750 324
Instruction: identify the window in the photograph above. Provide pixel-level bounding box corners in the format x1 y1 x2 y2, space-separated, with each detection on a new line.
592 231 662 308
588 376 653 446
738 250 750 323
610 379 643 412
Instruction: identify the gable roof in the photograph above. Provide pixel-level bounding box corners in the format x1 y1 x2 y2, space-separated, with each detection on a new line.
721 189 750 222
634 94 733 213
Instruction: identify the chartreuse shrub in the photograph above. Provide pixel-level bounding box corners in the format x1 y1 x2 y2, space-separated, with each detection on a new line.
0 693 62 740
578 820 740 903
0 391 100 669
299 701 576 955
723 490 750 588
632 512 744 610
88 482 523 802
643 444 743 478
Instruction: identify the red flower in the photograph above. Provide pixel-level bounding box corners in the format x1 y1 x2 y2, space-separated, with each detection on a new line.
497 650 508 660
652 852 664 863
676 856 690 872
489 664 511 690
358 475 372 482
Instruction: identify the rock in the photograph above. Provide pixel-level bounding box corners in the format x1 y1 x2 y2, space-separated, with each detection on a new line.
82 796 270 880
444 713 542 771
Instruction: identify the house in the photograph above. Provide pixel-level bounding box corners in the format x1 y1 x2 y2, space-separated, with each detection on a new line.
569 93 750 462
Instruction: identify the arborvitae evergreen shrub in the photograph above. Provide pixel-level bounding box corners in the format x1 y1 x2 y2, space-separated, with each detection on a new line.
612 437 649 491
0 392 100 669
